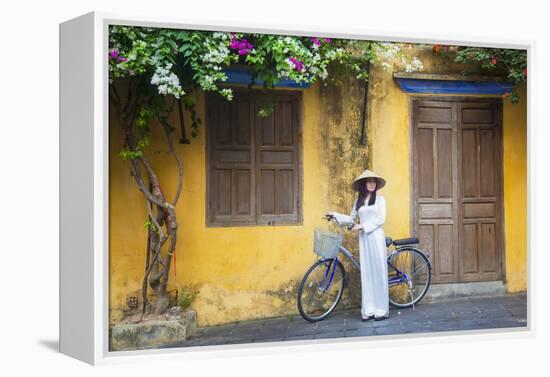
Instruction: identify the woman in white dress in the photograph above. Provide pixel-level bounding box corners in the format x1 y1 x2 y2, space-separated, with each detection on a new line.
327 169 389 321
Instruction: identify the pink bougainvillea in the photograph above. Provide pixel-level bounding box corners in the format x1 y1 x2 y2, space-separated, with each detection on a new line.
310 37 321 47
289 56 304 72
229 36 254 56
109 48 127 62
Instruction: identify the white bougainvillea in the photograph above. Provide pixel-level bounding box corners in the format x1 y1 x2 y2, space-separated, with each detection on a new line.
374 42 423 73
150 63 185 98
192 33 235 99
405 56 424 72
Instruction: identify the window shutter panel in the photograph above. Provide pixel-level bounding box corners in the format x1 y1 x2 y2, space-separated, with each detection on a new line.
207 93 255 224
256 94 300 224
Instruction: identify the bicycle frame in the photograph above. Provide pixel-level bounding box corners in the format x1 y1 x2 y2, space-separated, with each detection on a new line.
317 258 338 292
321 218 418 288
329 244 410 288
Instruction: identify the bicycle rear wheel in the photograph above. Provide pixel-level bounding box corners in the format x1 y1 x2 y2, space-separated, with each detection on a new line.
387 247 431 308
297 258 346 322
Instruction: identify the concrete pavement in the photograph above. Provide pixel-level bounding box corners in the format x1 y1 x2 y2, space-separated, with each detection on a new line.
161 293 527 348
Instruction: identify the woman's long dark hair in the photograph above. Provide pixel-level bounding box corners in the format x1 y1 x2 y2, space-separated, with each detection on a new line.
355 179 377 211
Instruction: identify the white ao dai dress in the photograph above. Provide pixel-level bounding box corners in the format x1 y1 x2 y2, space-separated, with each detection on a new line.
331 195 389 318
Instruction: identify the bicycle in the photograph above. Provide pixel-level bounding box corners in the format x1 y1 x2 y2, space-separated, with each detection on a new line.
297 214 432 322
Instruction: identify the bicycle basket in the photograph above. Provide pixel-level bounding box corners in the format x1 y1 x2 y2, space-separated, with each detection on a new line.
313 228 343 259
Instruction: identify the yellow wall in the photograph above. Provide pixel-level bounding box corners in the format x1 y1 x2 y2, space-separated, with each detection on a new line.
502 84 528 292
368 63 411 241
109 83 353 326
109 48 528 327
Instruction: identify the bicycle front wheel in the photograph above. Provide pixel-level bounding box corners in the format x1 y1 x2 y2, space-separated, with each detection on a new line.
297 258 346 322
387 247 431 308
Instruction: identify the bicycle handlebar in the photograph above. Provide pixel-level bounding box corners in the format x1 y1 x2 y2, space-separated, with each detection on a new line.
323 214 355 231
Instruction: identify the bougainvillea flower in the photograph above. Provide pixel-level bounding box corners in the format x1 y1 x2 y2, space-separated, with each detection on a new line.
325 38 331 43
110 49 119 59
311 37 321 46
230 40 240 49
230 37 254 53
117 56 128 62
289 57 304 72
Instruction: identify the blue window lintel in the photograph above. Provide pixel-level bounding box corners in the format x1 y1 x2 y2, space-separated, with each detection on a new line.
222 67 311 89
393 73 514 95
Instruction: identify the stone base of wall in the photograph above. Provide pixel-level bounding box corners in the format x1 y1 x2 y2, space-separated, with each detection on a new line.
423 281 506 302
110 310 197 351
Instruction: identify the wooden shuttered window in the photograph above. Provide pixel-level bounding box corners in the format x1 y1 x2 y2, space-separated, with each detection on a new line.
206 90 302 226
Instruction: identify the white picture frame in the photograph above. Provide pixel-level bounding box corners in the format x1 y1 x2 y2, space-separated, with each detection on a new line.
59 11 534 365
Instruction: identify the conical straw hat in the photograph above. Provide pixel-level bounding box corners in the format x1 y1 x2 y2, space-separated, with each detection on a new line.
351 169 386 191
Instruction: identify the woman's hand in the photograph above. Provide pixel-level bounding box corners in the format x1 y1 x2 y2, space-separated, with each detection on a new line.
351 224 363 234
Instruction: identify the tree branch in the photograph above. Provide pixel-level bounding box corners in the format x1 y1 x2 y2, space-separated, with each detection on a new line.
129 158 169 209
159 117 184 206
147 198 166 241
110 96 171 210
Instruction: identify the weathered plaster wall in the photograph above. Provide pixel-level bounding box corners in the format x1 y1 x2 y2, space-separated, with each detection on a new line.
109 78 369 326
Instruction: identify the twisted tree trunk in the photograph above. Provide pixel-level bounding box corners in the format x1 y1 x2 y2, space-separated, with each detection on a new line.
110 84 183 316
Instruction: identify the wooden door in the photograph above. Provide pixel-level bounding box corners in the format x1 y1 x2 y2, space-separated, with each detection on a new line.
412 98 503 284
458 101 504 282
413 100 459 284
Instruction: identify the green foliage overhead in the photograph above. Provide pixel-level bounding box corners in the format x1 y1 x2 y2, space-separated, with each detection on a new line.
432 44 527 103
108 25 423 154
109 26 421 99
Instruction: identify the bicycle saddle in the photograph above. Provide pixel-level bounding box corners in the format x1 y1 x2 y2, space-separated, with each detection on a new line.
393 237 419 246
386 237 419 247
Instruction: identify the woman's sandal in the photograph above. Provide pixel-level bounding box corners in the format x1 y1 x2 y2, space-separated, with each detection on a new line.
361 315 375 322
